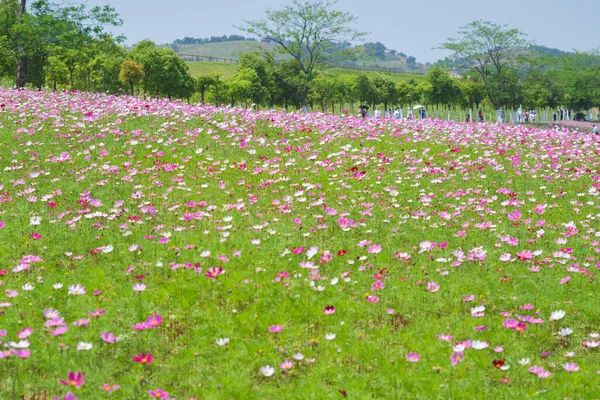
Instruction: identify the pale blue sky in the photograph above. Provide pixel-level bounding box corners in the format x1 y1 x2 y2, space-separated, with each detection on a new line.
88 0 599 62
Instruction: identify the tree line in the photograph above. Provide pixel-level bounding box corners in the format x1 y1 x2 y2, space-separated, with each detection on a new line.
1 1 599 117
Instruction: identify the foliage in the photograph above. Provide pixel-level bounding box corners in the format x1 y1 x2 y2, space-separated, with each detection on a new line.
239 0 366 110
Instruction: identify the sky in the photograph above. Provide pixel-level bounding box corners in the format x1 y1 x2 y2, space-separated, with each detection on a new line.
88 0 600 63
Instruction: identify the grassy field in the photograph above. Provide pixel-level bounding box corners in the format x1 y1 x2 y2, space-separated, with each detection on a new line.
2 88 600 399
186 61 426 83
178 40 428 73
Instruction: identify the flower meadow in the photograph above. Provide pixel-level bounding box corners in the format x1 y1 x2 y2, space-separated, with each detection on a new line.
2 90 600 399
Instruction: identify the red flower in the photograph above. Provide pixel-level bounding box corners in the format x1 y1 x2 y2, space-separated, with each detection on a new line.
132 352 154 364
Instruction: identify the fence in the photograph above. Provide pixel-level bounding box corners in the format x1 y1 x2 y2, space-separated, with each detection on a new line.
177 52 426 75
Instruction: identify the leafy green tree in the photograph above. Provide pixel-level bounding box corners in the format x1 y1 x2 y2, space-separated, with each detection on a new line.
119 59 144 95
439 20 529 108
0 0 122 87
131 40 194 100
196 73 217 104
240 0 365 111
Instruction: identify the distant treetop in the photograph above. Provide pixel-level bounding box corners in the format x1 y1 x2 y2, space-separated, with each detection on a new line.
171 35 256 46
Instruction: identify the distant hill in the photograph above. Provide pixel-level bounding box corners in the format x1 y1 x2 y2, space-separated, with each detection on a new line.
169 38 428 73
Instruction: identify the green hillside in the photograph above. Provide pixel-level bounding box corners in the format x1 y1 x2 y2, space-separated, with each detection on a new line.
185 61 425 83
176 40 428 73
176 41 276 59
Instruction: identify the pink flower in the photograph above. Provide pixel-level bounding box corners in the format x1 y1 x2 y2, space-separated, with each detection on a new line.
450 351 464 366
279 360 293 370
560 276 571 285
58 371 86 388
426 281 440 293
507 210 522 221
368 244 382 254
562 362 579 372
147 388 169 398
269 325 283 333
101 332 120 343
406 352 420 362
366 295 379 303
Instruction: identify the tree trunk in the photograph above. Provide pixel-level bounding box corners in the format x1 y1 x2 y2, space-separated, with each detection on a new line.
15 0 27 88
69 69 74 91
129 80 134 96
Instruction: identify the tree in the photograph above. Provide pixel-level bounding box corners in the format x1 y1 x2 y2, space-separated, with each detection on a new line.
131 40 194 100
439 20 529 109
196 73 217 104
0 0 122 88
240 0 365 111
119 59 144 95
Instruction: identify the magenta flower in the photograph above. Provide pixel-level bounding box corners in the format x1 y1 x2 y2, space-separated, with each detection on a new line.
205 266 224 278
269 325 283 333
145 314 163 328
507 210 522 221
132 352 154 364
99 383 120 392
450 351 464 366
406 352 420 362
147 388 169 398
58 371 86 388
323 305 335 315
366 295 379 303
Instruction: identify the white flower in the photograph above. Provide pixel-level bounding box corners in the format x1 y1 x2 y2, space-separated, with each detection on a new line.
499 365 510 371
8 340 29 349
101 245 113 253
325 333 336 340
590 333 600 338
216 338 230 346
132 283 146 292
77 342 93 351
558 328 573 337
29 216 41 226
330 277 339 285
564 352 575 357
518 358 531 365
260 365 275 377
68 284 86 295
471 340 489 350
470 305 485 315
292 353 304 360
550 310 566 321
452 344 465 352
53 283 63 290
22 283 34 291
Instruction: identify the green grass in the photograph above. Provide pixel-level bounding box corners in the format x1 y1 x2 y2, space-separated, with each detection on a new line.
186 61 425 84
1 89 600 399
186 61 238 78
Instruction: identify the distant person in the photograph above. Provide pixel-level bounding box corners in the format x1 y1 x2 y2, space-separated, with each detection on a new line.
594 125 599 135
360 108 367 119
478 109 483 122
419 108 426 119
465 114 471 122
374 108 381 118
393 107 401 119
407 108 414 120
